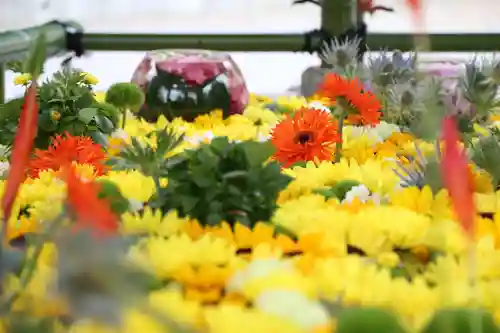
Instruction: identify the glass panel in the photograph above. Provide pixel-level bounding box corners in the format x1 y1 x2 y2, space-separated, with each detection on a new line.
4 0 500 100
72 0 321 33
367 0 500 33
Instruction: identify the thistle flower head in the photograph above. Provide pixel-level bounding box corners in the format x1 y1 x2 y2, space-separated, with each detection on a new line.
320 38 360 71
461 58 498 117
367 50 416 88
393 142 443 192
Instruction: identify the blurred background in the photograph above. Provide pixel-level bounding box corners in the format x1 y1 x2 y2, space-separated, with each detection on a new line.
2 0 500 99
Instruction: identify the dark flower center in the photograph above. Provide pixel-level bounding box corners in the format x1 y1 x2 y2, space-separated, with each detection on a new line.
294 131 314 145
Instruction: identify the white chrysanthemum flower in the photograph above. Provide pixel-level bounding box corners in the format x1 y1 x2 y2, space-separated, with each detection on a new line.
347 126 383 144
343 184 382 205
308 101 331 114
255 291 330 331
373 121 401 140
0 161 9 176
128 199 144 213
111 128 129 140
184 131 215 146
226 259 293 293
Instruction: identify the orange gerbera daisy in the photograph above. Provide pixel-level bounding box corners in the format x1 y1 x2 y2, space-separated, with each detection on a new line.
270 107 339 167
64 166 119 236
317 73 382 126
28 133 108 178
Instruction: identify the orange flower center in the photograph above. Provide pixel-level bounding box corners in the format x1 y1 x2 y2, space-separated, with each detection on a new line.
294 131 315 145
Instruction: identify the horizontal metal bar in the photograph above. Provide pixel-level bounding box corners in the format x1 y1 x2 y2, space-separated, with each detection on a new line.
368 33 500 52
83 33 308 52
83 32 500 52
0 21 79 63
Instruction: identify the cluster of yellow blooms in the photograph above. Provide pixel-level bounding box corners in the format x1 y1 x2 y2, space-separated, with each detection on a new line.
4 92 500 333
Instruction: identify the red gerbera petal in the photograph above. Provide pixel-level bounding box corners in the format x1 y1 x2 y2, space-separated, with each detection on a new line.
271 107 340 167
29 133 108 178
64 166 118 237
317 73 382 126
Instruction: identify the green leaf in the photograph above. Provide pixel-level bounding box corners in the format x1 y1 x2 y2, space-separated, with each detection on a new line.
1 247 25 276
89 131 109 147
336 308 406 333
60 115 78 124
24 32 46 77
96 180 130 215
78 108 98 124
181 196 199 213
94 115 115 133
7 316 56 333
332 180 362 200
210 137 230 154
423 158 443 193
222 170 248 179
241 140 275 167
288 160 308 168
38 110 58 132
59 121 86 136
423 308 499 333
313 180 361 201
206 213 223 226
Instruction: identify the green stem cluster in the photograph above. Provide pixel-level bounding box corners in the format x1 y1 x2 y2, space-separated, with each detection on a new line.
334 101 347 163
0 212 66 311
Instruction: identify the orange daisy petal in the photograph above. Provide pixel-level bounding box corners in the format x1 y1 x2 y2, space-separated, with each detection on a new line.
270 107 340 167
29 132 108 178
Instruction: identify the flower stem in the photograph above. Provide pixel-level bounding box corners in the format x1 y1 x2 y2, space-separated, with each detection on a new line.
153 176 162 200
121 109 127 129
467 241 482 333
0 212 66 311
335 106 346 163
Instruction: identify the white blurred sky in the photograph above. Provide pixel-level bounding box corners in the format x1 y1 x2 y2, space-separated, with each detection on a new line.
2 0 500 98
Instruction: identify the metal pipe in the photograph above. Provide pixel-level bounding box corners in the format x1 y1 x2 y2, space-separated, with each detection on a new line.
0 63 4 104
320 0 357 66
0 21 80 63
82 32 500 52
82 33 308 52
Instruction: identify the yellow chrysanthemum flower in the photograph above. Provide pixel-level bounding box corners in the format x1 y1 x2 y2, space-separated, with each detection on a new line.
81 72 99 85
13 73 32 85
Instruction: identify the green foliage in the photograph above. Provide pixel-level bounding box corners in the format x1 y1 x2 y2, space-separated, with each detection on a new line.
422 308 499 333
55 231 158 325
0 68 116 149
461 60 500 119
109 127 184 179
313 179 361 201
336 308 406 333
0 242 26 280
105 82 145 113
156 137 292 227
471 134 500 187
96 180 130 215
0 98 25 146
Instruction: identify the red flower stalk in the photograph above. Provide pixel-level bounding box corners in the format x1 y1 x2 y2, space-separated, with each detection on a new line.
64 166 119 237
2 83 39 224
440 116 476 238
358 0 393 15
405 0 423 27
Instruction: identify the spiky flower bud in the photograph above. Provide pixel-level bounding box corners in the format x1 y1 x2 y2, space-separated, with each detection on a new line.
367 50 416 88
461 59 498 117
320 38 360 71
